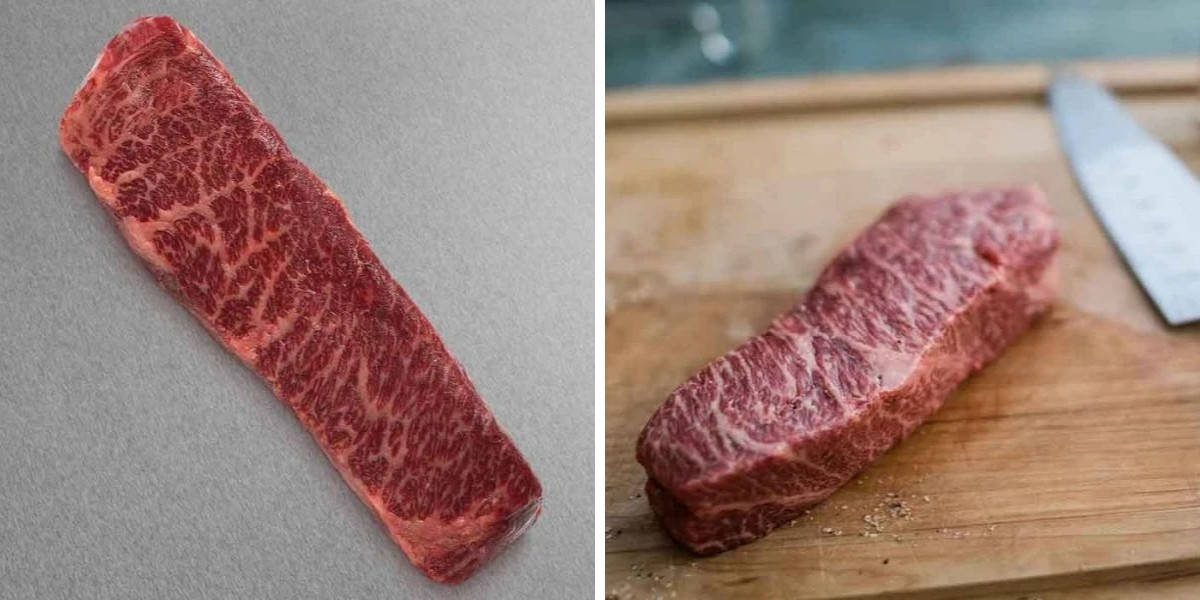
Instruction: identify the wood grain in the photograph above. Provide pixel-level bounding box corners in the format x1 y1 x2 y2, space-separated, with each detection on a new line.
605 61 1200 599
607 58 1199 126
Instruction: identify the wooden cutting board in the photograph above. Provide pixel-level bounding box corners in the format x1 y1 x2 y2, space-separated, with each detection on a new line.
605 58 1200 599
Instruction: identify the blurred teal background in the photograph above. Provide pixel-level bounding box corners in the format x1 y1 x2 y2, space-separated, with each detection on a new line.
607 0 1199 89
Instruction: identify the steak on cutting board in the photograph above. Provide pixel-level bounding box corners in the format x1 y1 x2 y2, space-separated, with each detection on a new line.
59 16 541 583
636 186 1059 554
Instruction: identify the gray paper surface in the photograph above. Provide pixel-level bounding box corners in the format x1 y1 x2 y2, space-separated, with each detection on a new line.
0 2 594 598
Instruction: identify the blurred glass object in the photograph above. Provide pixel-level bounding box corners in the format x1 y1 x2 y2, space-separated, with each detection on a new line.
691 4 734 65
691 3 721 33
606 0 1200 89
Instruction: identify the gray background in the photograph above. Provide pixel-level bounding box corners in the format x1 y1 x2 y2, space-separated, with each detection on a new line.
0 2 593 599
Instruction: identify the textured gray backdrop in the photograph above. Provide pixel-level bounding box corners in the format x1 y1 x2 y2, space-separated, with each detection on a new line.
0 2 593 598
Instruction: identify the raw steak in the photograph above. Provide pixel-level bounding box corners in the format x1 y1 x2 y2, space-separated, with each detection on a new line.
59 16 541 583
637 187 1059 554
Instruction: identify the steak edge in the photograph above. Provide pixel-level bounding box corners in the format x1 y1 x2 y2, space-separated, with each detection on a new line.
59 16 541 583
636 186 1059 554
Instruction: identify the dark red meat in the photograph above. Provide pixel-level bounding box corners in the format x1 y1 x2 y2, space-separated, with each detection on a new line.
59 16 541 583
637 187 1059 554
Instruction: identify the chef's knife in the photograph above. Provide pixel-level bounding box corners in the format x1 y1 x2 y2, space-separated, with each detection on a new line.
1049 72 1200 326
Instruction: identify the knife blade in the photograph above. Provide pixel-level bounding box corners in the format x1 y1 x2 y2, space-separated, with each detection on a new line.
1049 72 1200 326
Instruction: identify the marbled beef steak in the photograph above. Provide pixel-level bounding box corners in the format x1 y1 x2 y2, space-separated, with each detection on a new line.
637 187 1059 554
59 16 541 584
